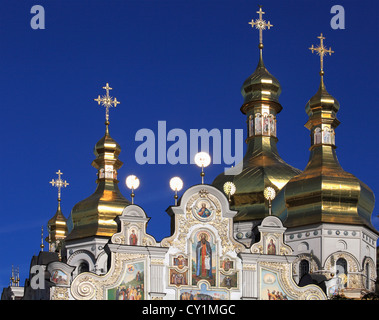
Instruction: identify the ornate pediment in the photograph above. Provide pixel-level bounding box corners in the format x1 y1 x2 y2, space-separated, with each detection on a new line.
111 205 156 247
251 216 292 255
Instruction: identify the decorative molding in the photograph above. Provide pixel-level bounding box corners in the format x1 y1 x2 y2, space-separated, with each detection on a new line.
71 252 147 300
51 287 70 300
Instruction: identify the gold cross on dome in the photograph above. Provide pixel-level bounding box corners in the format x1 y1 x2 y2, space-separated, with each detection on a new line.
309 33 334 75
49 170 69 201
248 5 273 46
94 83 120 122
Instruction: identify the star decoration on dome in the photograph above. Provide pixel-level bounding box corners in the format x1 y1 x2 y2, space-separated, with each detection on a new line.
309 33 334 75
49 170 69 201
248 5 273 46
94 83 120 122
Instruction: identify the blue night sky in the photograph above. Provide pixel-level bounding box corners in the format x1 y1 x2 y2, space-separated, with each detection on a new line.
0 0 378 289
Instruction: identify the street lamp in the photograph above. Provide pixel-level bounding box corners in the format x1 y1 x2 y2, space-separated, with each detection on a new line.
170 176 183 205
263 186 276 215
223 181 236 202
194 152 211 184
126 175 140 204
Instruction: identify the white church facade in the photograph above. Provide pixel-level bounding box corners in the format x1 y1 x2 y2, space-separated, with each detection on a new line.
2 6 378 302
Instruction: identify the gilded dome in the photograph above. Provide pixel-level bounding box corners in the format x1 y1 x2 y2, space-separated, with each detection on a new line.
213 50 300 222
213 136 301 221
274 78 376 232
47 200 68 243
240 51 282 114
66 123 130 241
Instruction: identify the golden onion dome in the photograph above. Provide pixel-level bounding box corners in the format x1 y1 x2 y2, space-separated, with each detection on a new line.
47 200 68 243
273 77 376 232
65 122 130 241
213 139 301 222
240 51 282 114
213 48 301 222
92 122 122 169
305 76 340 117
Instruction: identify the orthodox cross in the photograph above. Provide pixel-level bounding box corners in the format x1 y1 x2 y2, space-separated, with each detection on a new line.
49 169 69 201
94 83 120 122
248 5 273 47
309 33 334 75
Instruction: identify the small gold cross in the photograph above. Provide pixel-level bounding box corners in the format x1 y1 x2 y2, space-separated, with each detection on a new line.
309 33 334 75
248 5 273 46
94 83 120 122
50 170 69 201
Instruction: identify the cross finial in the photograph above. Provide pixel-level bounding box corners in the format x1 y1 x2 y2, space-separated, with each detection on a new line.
49 169 69 201
94 83 120 123
248 5 273 48
309 33 334 76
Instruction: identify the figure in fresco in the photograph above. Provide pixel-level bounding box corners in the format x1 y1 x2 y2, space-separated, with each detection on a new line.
196 233 213 278
263 114 270 134
222 258 233 272
129 229 138 245
331 128 335 145
314 127 322 145
249 115 254 137
323 127 331 144
174 255 187 269
267 289 288 300
51 270 68 285
198 203 211 218
269 115 275 136
255 113 262 135
170 270 187 286
267 239 276 255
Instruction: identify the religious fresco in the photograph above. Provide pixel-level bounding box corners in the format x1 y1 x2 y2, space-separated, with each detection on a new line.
313 127 335 146
221 257 234 272
314 127 322 145
128 227 138 246
50 269 69 285
248 115 254 137
169 269 188 286
260 268 291 300
193 199 213 220
173 254 188 269
255 113 262 135
263 113 270 134
107 261 145 300
269 114 276 136
191 230 216 286
179 282 228 300
219 272 238 289
267 238 276 255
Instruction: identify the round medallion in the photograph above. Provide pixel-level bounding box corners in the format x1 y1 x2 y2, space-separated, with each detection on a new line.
193 199 213 221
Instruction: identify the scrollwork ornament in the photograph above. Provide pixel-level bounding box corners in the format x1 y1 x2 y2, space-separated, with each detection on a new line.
72 277 97 300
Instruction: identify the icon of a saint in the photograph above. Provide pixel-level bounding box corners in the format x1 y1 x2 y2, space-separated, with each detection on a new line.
198 203 211 218
129 229 138 246
196 233 213 278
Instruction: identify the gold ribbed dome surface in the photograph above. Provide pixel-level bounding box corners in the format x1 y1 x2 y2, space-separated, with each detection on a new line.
213 136 301 221
274 77 376 231
213 49 300 221
47 200 68 243
240 51 282 114
274 145 376 230
66 123 130 241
